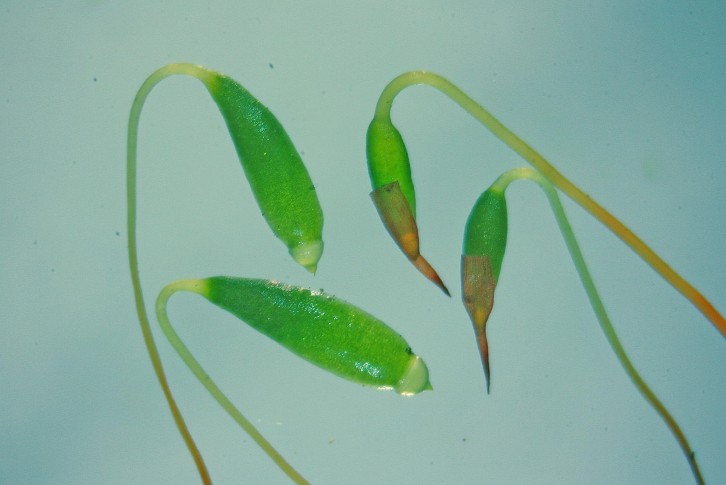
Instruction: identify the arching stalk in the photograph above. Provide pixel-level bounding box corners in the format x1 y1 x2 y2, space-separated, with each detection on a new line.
486 168 704 484
127 64 215 484
371 71 724 337
127 63 324 482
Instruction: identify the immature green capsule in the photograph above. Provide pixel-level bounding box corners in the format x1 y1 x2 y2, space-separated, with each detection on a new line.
200 72 323 271
463 187 508 278
180 70 323 272
367 118 416 214
367 118 448 294
127 64 329 481
172 277 432 395
462 186 508 392
129 63 323 272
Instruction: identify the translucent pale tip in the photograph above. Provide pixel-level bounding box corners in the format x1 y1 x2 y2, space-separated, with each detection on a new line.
395 355 432 395
290 240 324 274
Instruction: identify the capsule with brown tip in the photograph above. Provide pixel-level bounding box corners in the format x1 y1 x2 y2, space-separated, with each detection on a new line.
371 181 449 296
462 186 508 392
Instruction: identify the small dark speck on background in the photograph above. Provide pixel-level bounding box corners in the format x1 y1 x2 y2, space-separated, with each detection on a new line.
269 63 274 69
93 77 97 82
115 231 120 236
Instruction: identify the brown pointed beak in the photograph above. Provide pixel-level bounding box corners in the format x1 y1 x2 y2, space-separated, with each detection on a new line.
371 182 449 296
462 254 497 392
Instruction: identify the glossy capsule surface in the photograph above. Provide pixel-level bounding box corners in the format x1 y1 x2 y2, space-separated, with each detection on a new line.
199 276 432 395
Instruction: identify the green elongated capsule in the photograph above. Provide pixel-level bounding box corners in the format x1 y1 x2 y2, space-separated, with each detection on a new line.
367 118 448 294
202 72 324 271
462 185 508 392
165 277 432 395
130 63 323 273
367 118 417 215
127 64 327 482
463 187 508 278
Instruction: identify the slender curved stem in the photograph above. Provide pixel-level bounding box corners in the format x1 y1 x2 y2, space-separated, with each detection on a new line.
493 167 704 484
127 64 312 483
156 280 310 484
127 64 215 484
375 71 725 337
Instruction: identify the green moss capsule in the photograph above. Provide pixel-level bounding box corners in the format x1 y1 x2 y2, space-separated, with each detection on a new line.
159 277 432 395
365 71 713 482
463 187 508 278
129 63 323 273
204 73 324 271
127 63 328 482
367 118 417 215
461 185 508 392
367 118 448 295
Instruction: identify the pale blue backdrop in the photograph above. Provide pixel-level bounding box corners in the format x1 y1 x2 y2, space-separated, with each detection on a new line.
1 1 724 484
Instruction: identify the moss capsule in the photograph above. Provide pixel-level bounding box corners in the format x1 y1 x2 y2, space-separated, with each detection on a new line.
127 63 328 482
203 72 324 271
166 277 432 395
129 63 323 273
462 186 508 392
463 186 508 278
203 72 323 272
367 118 448 294
366 118 416 214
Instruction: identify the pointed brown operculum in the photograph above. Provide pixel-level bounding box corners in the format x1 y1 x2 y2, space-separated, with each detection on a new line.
371 181 449 296
461 254 497 393
412 254 451 296
371 181 420 258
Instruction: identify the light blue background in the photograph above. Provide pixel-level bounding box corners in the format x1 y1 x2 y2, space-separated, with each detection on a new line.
2 2 724 484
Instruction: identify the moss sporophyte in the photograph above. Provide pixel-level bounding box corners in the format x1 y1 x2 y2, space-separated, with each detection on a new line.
127 64 429 484
126 64 723 484
366 71 723 484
